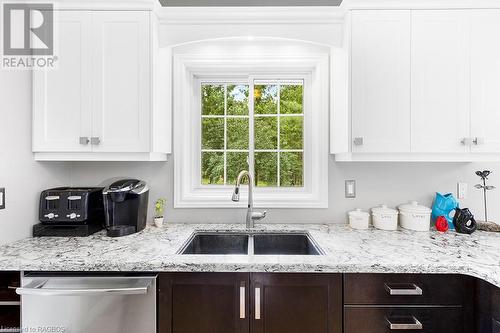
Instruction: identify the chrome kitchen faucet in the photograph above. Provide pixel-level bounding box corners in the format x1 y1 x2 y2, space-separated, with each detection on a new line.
231 170 267 228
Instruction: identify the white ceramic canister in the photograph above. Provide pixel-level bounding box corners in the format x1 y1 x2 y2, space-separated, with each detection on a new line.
348 209 370 230
398 201 432 232
371 205 399 231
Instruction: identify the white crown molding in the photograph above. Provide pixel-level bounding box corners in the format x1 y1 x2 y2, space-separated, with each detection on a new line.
344 0 500 10
156 6 347 25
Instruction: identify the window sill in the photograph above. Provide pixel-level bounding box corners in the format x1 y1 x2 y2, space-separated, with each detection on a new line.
174 187 328 209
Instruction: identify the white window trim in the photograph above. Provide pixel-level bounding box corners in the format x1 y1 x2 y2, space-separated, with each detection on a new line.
173 53 329 208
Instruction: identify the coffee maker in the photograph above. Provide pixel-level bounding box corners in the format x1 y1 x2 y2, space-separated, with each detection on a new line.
102 179 149 237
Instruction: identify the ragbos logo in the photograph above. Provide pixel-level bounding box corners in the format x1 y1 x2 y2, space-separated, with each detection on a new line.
2 3 57 69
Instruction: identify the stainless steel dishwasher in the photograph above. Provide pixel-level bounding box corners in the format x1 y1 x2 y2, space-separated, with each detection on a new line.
16 274 156 333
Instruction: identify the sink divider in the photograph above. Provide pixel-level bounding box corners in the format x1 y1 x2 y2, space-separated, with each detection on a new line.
247 235 255 255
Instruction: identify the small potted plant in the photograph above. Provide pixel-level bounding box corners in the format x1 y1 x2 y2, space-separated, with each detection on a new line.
154 198 167 227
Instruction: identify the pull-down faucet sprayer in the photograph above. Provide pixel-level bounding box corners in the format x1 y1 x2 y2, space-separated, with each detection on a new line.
232 170 267 228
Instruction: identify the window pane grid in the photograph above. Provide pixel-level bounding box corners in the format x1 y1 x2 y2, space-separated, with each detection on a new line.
202 115 249 119
254 114 304 117
277 82 281 187
223 84 227 185
201 80 303 187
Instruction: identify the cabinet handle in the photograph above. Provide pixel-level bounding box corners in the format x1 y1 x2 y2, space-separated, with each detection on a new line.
353 137 364 146
386 316 423 330
240 282 245 319
461 138 473 146
255 286 261 320
79 137 89 145
385 283 422 295
91 137 101 145
473 137 484 145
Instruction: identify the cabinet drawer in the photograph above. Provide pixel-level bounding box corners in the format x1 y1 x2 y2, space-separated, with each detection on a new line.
344 307 464 333
344 274 469 305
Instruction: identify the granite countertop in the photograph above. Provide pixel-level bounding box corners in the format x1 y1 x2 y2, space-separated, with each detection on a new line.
0 223 499 287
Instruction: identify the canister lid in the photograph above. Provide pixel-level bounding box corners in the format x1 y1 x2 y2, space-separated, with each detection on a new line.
398 201 432 214
348 208 369 218
371 205 398 215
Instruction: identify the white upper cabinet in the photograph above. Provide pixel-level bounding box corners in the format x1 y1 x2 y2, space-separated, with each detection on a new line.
351 10 411 153
91 11 150 153
411 10 470 153
33 10 169 161
470 10 500 153
343 8 500 161
33 11 92 152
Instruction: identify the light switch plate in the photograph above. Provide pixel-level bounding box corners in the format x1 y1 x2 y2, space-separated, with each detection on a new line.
0 188 4 210
345 180 356 198
457 182 468 199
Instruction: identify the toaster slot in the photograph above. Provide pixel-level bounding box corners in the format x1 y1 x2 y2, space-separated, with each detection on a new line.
68 195 82 210
45 195 60 210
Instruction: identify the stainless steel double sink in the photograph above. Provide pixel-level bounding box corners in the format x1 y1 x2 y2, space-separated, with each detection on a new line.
178 231 324 255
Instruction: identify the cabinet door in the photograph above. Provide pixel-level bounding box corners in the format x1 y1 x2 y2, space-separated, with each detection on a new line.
251 273 342 333
411 11 470 153
32 11 92 152
0 272 20 332
91 11 150 152
351 11 411 153
470 10 500 153
158 273 249 333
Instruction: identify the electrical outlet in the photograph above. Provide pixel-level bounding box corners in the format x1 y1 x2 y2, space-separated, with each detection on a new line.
458 182 468 199
0 188 4 210
345 180 356 198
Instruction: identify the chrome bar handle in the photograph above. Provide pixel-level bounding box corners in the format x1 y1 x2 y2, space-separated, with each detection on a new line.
385 283 423 296
16 278 153 296
386 316 423 330
255 286 261 320
353 137 364 146
473 137 485 145
90 137 101 145
461 137 473 146
79 136 89 145
240 282 245 319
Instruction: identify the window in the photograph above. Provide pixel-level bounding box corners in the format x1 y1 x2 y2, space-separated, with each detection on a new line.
200 80 304 187
173 49 329 208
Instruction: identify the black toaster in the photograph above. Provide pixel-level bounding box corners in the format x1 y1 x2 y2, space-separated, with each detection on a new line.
34 187 105 237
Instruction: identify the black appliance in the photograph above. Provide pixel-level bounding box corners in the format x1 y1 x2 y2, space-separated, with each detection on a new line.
103 179 149 237
34 187 105 237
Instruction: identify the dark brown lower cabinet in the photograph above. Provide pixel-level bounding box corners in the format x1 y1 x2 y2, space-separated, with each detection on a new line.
158 272 249 333
345 307 463 333
158 272 495 333
250 273 342 333
344 274 474 333
475 278 500 333
158 273 342 333
0 272 20 332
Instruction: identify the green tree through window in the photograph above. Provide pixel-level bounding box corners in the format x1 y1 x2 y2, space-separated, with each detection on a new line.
201 81 304 187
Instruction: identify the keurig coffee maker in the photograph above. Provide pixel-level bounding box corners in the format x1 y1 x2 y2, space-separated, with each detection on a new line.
102 179 149 237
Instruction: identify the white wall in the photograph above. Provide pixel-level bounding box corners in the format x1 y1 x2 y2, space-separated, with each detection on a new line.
0 71 70 245
69 159 500 225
